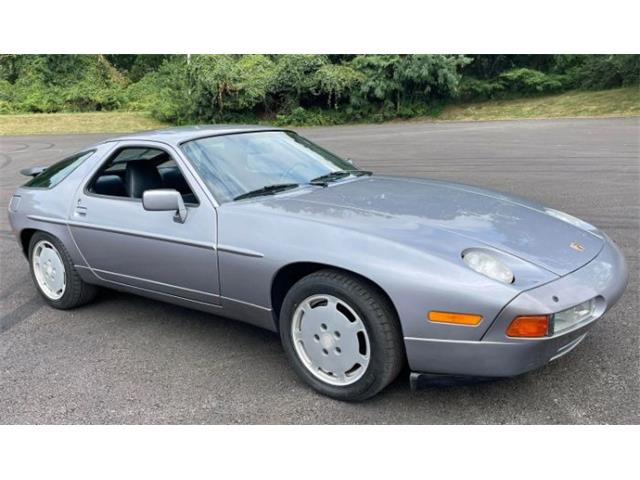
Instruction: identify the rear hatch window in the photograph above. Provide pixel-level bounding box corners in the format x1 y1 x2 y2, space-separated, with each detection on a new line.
24 150 95 189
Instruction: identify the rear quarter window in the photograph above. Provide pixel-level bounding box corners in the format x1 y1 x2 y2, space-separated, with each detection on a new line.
23 150 95 189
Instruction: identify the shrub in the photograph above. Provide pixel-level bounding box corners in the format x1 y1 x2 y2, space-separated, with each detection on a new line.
139 58 194 123
351 55 403 108
3 54 638 127
313 63 364 108
396 54 469 99
268 55 328 110
457 77 504 100
573 55 640 90
351 54 468 111
0 79 15 110
190 54 276 119
1 55 127 113
499 68 566 94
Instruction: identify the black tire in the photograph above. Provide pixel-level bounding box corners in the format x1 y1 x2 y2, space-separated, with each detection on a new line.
28 231 98 309
279 269 404 401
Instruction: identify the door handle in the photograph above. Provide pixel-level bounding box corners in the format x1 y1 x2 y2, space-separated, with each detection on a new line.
75 205 88 216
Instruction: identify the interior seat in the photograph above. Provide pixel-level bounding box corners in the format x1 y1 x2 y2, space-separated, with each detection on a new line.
93 174 127 197
159 167 190 194
125 161 163 198
159 167 198 204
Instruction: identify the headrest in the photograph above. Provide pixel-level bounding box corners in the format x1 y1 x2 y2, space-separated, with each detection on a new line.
125 161 163 198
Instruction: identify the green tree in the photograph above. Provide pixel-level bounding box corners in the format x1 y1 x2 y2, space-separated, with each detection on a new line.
352 54 468 111
313 63 363 108
574 55 640 89
191 54 276 117
125 56 194 123
269 55 328 110
0 54 126 112
499 68 565 94
2 54 638 124
351 55 403 109
106 54 175 82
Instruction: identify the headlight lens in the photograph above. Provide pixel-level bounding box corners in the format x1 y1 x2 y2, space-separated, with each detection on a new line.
462 250 514 284
552 298 596 333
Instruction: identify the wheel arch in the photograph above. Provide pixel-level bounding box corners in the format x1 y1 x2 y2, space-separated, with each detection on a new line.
20 228 39 257
19 225 85 270
270 261 401 333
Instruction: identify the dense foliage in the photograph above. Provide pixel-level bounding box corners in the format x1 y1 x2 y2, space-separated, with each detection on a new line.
458 54 640 100
0 54 638 124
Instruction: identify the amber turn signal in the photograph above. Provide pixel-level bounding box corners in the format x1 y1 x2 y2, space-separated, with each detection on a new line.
506 315 550 337
428 311 483 326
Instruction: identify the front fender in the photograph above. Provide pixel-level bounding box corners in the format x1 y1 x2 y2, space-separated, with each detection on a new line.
216 201 554 341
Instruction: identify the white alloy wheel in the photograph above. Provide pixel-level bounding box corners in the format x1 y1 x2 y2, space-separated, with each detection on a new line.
32 240 66 300
291 294 371 386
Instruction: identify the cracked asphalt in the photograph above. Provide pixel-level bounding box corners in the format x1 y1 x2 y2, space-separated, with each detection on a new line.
0 117 638 424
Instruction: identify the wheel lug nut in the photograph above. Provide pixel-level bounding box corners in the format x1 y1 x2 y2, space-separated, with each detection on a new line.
334 331 341 338
322 349 328 355
335 347 342 354
320 323 327 331
313 334 319 341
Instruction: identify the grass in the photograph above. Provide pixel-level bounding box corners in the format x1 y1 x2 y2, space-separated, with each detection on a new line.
0 111 168 136
438 87 640 121
0 88 638 135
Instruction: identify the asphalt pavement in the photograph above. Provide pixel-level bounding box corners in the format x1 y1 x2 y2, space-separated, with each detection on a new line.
0 117 638 424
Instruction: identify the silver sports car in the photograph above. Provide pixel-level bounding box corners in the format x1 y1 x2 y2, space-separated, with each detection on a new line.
8 126 628 400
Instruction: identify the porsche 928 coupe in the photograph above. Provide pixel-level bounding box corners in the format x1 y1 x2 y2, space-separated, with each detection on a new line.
8 126 628 400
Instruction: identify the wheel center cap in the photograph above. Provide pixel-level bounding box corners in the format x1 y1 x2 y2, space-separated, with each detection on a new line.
320 333 335 350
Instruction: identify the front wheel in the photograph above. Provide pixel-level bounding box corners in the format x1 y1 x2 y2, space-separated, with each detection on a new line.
279 270 404 401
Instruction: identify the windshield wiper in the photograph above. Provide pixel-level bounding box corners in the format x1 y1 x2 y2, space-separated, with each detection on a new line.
309 170 372 185
233 183 299 201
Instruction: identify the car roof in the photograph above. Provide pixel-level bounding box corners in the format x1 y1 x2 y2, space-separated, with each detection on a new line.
103 124 288 146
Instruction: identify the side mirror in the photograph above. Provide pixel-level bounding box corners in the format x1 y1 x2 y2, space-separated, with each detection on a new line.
142 189 187 224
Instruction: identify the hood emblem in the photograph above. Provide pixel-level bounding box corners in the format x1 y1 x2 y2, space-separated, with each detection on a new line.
570 242 585 252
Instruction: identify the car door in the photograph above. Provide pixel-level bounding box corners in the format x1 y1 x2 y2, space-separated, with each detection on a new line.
68 140 220 305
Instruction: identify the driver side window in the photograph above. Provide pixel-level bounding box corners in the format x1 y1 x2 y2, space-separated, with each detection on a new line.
87 147 199 205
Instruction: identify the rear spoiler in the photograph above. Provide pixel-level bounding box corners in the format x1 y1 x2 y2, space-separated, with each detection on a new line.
20 166 46 177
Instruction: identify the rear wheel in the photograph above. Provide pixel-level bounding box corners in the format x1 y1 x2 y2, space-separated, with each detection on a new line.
29 232 98 309
279 269 404 401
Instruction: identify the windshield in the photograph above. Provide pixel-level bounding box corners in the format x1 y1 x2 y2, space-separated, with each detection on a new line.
181 131 356 203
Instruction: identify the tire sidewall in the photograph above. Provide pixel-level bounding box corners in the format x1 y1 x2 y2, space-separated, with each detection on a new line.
279 273 396 401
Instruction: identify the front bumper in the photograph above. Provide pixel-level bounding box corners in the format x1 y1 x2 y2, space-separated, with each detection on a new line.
405 236 628 377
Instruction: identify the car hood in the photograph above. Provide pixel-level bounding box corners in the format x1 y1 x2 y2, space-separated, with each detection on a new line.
271 176 603 276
